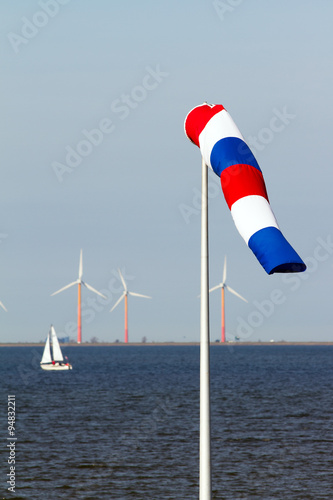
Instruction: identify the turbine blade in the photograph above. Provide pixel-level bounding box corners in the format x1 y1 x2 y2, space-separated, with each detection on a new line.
79 249 83 280
209 284 221 293
223 256 227 284
110 292 125 312
51 281 78 296
82 281 107 299
118 268 127 292
0 301 7 312
226 285 247 302
129 292 152 299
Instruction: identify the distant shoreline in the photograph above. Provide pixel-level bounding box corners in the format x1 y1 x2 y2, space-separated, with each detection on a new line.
1 342 333 347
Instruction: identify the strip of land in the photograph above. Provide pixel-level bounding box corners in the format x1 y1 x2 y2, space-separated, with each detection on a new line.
1 342 333 347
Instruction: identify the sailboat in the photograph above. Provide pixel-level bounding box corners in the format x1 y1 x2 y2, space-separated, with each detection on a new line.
40 325 72 371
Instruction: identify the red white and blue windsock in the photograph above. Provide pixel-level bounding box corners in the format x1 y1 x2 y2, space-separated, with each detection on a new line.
184 103 306 275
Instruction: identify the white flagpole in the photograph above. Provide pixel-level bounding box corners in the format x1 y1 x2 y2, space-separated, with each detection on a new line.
200 156 212 499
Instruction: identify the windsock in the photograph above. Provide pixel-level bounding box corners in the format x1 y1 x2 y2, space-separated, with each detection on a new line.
184 103 306 275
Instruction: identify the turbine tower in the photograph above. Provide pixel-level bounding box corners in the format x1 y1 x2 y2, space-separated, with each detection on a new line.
209 256 247 343
51 250 106 343
110 269 151 343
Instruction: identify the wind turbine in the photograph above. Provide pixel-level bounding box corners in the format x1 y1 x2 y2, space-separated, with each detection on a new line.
51 250 106 343
209 256 247 343
110 269 151 343
0 300 7 312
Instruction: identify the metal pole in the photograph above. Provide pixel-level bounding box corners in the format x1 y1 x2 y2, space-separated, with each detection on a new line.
199 157 211 499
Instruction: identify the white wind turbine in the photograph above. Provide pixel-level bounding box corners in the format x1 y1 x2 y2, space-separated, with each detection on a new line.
0 300 7 312
110 269 151 343
51 250 106 343
209 256 247 342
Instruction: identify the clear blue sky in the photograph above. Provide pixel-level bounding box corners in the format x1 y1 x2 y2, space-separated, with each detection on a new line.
0 0 332 342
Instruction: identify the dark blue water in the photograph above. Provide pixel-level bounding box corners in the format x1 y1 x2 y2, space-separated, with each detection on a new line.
1 345 333 499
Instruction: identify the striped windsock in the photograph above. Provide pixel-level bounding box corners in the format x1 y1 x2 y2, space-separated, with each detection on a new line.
184 103 306 275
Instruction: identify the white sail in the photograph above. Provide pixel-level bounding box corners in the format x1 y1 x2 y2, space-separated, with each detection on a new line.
41 332 52 364
51 326 64 362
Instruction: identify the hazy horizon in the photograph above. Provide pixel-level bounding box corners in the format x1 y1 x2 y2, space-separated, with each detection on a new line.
0 1 332 343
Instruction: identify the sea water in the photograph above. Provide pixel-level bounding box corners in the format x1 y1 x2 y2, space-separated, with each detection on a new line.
1 345 333 499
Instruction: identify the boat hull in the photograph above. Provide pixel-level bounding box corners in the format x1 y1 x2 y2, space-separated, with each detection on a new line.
40 363 72 371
